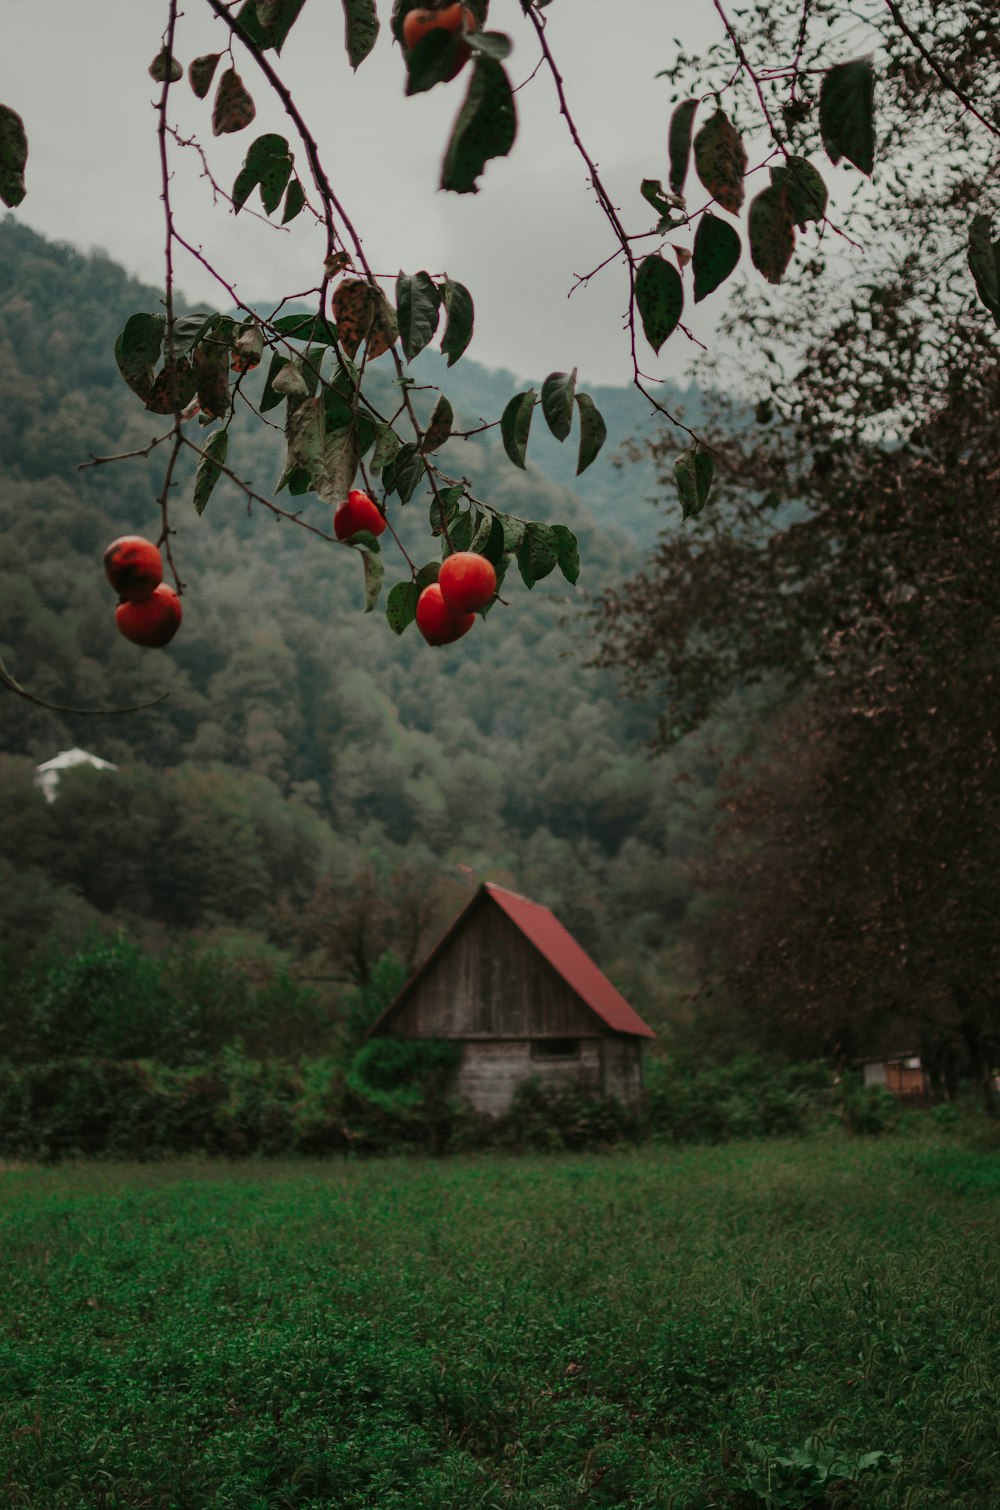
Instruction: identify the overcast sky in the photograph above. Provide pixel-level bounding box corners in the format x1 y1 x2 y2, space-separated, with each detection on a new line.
4 2 731 387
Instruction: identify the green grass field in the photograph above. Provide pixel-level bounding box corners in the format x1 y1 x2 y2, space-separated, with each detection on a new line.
1 1133 998 1508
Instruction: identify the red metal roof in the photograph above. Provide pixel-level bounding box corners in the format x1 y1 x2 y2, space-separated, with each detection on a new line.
483 883 656 1038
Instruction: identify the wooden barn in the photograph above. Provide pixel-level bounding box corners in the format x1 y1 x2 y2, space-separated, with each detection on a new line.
367 882 656 1115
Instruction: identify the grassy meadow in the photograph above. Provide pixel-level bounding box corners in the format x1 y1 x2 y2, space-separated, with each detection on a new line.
1 1133 999 1508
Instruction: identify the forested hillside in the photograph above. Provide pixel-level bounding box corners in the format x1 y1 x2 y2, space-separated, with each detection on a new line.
0 218 739 1028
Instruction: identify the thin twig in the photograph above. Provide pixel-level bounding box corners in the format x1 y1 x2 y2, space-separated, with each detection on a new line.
520 3 701 442
884 0 999 139
0 653 169 715
712 0 788 148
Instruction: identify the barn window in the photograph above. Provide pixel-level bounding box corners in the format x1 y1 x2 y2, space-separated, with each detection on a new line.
531 1038 580 1060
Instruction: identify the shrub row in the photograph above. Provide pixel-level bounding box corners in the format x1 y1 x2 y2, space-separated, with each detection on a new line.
0 1045 874 1162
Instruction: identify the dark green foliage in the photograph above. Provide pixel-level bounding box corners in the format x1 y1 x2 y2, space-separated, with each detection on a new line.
635 252 684 353
668 98 699 196
495 1078 640 1151
345 1037 462 1151
440 57 517 194
645 1054 824 1143
819 57 876 175
837 1075 901 1136
0 934 326 1068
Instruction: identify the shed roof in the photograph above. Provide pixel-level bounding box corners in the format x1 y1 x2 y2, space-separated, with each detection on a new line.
373 881 656 1040
35 747 117 774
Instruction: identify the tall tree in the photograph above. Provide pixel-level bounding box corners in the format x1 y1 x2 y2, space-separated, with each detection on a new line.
593 1 999 1089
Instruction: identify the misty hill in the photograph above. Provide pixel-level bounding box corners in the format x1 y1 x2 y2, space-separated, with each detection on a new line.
0 218 740 1011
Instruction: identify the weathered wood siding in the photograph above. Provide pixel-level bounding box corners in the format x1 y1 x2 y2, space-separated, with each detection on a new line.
388 900 600 1041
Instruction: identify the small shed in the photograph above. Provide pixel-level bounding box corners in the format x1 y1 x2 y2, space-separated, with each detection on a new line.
862 1052 929 1100
367 882 656 1115
34 747 117 803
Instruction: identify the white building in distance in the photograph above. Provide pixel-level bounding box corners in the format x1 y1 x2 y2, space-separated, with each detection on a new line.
34 747 118 803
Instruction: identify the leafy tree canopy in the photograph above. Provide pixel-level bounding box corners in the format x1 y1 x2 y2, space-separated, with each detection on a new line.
2 0 996 698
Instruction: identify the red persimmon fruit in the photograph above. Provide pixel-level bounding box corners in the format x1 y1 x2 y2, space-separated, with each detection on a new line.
438 550 497 613
333 490 388 541
115 583 183 648
415 582 476 646
103 535 163 601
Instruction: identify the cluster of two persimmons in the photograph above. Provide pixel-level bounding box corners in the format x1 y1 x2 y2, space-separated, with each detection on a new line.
103 489 495 650
103 537 182 647
334 489 497 645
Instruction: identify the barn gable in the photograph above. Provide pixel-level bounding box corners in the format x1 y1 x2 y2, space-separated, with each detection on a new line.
370 883 656 1043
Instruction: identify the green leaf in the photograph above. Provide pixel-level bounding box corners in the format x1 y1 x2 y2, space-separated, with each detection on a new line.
406 29 470 94
370 424 402 475
440 279 474 366
114 313 165 398
819 58 875 175
516 522 558 589
675 444 714 519
188 54 221 99
415 560 440 591
635 254 684 353
332 279 396 360
235 1 270 45
149 50 183 83
271 312 338 343
498 514 525 552
260 353 290 412
448 509 475 552
384 442 425 502
212 69 257 136
284 395 325 486
541 369 576 443
422 393 453 453
232 133 293 215
748 186 796 285
500 389 536 469
552 524 580 585
468 31 512 62
968 215 1000 325
640 179 676 219
430 485 463 537
170 312 218 360
192 337 232 420
356 546 384 613
769 156 828 230
693 110 747 215
390 0 413 43
692 212 742 303
481 515 507 567
574 392 607 475
440 57 517 195
0 104 28 208
193 429 229 515
317 423 360 504
396 270 441 362
248 0 306 51
469 511 495 553
341 0 380 68
144 359 197 415
282 177 306 224
386 580 419 635
668 99 698 197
